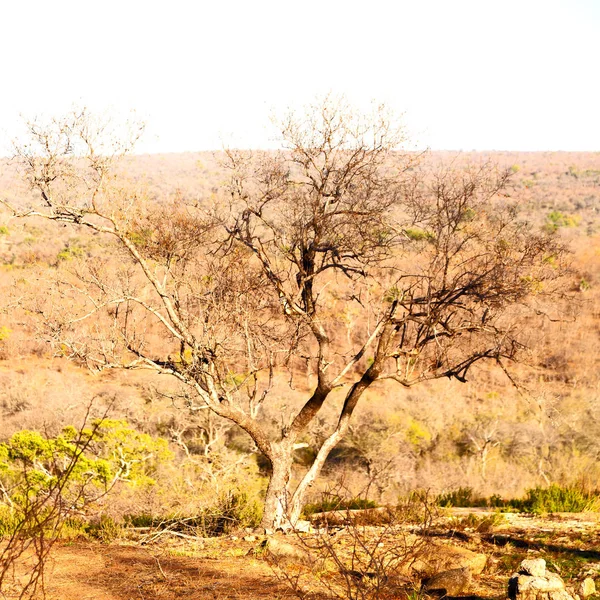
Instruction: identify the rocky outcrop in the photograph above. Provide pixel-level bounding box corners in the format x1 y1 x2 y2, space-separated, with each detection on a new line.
411 542 487 576
422 566 472 597
508 558 575 600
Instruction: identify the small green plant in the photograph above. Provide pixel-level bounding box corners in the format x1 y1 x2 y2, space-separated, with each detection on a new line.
0 226 9 236
0 327 10 342
579 278 591 291
0 506 18 538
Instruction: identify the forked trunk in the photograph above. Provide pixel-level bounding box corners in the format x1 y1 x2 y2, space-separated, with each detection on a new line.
260 367 383 529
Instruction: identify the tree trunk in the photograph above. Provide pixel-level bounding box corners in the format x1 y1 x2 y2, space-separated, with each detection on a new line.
288 428 346 524
260 354 387 529
260 445 293 530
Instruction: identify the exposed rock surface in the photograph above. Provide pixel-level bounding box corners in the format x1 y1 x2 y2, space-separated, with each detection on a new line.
508 558 576 600
579 577 596 598
261 537 308 563
520 559 548 578
422 566 472 597
411 542 487 576
292 519 314 533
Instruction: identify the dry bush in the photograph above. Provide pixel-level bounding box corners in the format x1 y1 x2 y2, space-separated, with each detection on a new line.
268 495 437 600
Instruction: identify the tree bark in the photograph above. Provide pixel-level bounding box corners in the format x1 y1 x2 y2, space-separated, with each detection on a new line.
260 443 293 530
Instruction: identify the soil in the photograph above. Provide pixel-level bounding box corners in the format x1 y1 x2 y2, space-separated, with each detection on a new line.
4 511 600 600
26 539 294 600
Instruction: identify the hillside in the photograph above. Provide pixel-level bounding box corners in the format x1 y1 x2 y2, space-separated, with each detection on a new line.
0 149 599 507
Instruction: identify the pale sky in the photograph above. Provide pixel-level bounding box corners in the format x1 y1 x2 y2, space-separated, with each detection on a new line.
1 0 599 153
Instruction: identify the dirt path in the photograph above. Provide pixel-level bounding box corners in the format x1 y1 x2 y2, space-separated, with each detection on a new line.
39 542 294 600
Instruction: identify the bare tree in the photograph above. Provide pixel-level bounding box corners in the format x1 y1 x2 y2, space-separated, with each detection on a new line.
2 98 564 529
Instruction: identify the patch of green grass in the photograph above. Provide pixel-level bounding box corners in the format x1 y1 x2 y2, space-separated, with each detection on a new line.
168 546 205 558
497 553 525 575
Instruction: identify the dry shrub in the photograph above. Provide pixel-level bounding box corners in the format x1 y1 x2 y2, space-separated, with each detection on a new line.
268 495 437 600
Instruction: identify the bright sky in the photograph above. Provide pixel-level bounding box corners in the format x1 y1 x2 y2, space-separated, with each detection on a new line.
1 0 599 153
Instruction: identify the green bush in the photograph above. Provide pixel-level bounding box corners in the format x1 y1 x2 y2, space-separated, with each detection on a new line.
85 515 123 542
544 210 581 233
436 484 600 513
0 418 163 597
519 484 600 514
0 420 173 540
56 244 84 263
436 487 487 508
204 489 262 535
403 227 434 242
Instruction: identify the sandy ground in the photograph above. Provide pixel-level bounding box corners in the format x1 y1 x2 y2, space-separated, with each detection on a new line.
3 511 600 600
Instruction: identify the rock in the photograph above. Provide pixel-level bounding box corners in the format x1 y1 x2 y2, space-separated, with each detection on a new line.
411 542 487 576
511 572 565 594
579 578 596 598
521 559 548 577
422 567 472 597
261 537 308 563
508 559 576 600
243 535 256 542
293 519 313 533
583 564 600 576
